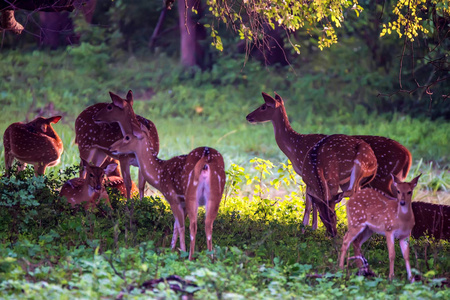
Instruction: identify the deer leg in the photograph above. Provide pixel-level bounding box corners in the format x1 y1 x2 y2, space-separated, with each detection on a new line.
118 157 133 200
205 192 221 257
312 201 318 230
339 226 365 269
314 198 337 237
4 149 14 176
386 232 396 280
138 170 146 200
352 228 372 268
399 237 412 281
34 164 47 176
187 203 199 261
170 202 186 252
303 191 319 230
302 192 312 229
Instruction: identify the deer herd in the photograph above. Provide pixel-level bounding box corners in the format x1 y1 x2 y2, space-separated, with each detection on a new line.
3 90 423 280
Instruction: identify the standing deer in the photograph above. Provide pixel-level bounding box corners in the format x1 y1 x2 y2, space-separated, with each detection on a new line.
302 134 378 235
75 90 159 200
339 174 421 281
246 92 412 235
3 116 64 176
109 125 226 260
60 159 117 210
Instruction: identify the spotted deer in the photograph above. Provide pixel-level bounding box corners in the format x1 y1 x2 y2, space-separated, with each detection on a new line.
339 174 421 281
3 116 64 176
60 159 118 210
301 134 378 236
246 92 412 235
75 90 159 200
109 124 226 260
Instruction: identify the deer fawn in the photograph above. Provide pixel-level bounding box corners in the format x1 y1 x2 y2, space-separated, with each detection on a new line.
246 92 411 235
301 134 378 236
339 174 421 281
3 116 64 176
75 90 159 200
60 159 117 210
109 124 226 260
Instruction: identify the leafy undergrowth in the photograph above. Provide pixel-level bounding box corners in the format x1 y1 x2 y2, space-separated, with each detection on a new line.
0 163 449 299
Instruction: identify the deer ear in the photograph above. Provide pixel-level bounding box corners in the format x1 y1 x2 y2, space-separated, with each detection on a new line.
126 90 133 106
410 173 422 188
48 116 62 124
132 123 147 140
261 92 277 107
109 92 125 109
391 173 400 188
131 120 143 137
391 173 402 187
81 158 89 169
273 92 283 103
104 163 118 175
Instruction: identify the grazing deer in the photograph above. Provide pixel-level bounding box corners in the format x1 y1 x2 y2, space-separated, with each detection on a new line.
109 125 226 260
246 92 411 235
60 159 117 210
302 134 378 236
3 116 64 176
75 90 159 200
339 174 421 281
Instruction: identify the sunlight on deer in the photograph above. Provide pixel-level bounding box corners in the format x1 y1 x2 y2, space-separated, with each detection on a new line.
109 124 226 260
246 92 411 236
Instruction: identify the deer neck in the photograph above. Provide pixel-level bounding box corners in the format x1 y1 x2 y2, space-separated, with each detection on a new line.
271 107 307 173
134 142 163 189
397 202 415 227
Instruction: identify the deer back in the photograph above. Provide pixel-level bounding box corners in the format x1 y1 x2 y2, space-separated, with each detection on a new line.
75 103 123 157
357 135 412 197
346 188 399 232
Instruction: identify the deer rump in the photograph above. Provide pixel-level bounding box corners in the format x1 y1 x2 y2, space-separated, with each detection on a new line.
184 149 224 211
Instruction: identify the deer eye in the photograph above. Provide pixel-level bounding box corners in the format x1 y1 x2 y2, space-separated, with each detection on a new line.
125 136 130 141
397 190 400 194
261 104 267 110
107 105 113 110
407 191 412 195
89 173 94 178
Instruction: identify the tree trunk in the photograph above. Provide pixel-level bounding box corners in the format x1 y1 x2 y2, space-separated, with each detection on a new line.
178 0 198 67
39 0 96 48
